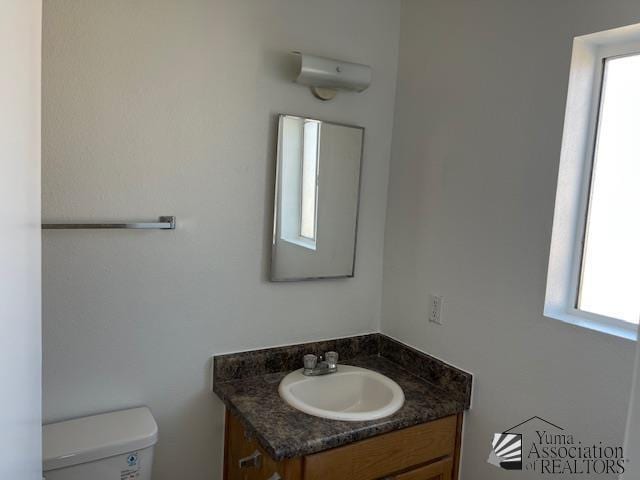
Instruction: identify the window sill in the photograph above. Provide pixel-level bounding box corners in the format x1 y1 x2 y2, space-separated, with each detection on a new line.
544 308 637 341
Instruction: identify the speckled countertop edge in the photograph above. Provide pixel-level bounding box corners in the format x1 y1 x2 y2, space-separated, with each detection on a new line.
212 334 472 460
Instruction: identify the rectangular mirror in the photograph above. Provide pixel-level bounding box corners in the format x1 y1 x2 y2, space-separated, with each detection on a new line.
271 115 364 281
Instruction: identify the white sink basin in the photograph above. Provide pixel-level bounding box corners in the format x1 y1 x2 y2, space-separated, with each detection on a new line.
278 365 405 421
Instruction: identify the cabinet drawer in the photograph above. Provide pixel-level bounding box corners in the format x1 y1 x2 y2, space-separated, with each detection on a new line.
390 457 453 480
303 415 457 480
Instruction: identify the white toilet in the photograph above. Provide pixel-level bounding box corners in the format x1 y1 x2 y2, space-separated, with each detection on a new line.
43 407 158 480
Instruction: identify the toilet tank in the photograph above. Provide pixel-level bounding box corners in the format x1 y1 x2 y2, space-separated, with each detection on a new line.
43 407 158 480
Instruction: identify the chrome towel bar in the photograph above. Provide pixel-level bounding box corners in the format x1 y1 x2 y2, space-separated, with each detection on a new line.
42 216 176 230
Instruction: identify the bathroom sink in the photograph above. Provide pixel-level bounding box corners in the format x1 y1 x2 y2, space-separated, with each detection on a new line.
278 365 404 421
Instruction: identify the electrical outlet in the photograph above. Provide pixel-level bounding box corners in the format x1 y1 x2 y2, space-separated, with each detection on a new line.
428 294 443 325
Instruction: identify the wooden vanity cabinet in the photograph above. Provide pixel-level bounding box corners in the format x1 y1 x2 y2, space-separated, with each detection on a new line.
223 411 463 480
385 457 453 480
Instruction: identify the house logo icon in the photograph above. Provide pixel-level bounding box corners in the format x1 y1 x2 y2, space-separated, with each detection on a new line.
488 416 564 472
488 433 522 470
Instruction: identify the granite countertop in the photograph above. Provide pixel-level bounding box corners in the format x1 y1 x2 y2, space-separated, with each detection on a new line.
212 334 472 460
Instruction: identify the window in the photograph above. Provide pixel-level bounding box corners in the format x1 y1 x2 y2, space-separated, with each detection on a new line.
577 54 640 323
300 120 320 240
545 24 640 340
278 116 319 251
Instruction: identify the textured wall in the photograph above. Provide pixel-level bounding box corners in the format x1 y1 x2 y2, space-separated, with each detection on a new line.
383 1 640 479
42 1 400 478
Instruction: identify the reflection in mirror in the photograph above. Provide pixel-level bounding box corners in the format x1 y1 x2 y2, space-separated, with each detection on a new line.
271 115 364 281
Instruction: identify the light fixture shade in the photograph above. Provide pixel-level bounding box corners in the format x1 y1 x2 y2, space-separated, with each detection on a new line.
293 52 372 93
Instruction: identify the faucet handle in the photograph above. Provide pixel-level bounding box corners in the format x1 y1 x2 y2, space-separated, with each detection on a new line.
303 354 318 370
325 351 339 368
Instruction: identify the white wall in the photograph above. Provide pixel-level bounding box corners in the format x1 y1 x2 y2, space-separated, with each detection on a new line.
41 1 400 479
382 1 640 479
0 1 42 479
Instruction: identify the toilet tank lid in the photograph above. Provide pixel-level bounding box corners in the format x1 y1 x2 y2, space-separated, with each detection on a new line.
43 407 158 471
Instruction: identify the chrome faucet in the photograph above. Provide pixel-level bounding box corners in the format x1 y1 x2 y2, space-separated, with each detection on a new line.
302 351 339 376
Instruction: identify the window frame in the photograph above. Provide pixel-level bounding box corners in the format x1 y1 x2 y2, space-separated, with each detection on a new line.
544 26 640 341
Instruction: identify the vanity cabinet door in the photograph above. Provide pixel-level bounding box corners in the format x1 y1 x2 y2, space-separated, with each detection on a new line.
389 457 453 480
223 412 302 480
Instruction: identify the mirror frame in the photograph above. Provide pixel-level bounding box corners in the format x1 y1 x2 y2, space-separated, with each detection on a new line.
271 113 365 282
